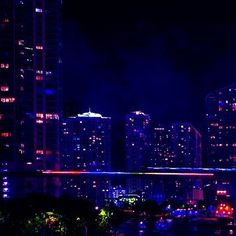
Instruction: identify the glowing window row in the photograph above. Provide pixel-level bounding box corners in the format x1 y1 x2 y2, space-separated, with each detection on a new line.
36 150 52 155
0 63 9 69
0 86 9 91
1 97 15 103
35 8 43 13
36 45 43 50
0 132 11 137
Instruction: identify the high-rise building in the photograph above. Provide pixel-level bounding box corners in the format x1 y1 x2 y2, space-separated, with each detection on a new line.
0 0 62 172
61 110 111 171
125 111 152 171
152 124 174 167
152 123 202 167
152 123 202 203
170 123 202 167
206 84 236 167
61 111 112 200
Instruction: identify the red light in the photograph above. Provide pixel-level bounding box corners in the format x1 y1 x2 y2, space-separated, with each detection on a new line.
0 63 9 69
217 190 227 195
36 150 44 155
35 75 43 81
1 132 11 137
0 86 9 91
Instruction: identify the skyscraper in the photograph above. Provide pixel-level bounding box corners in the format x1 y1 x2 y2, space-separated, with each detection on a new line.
206 84 236 167
152 123 202 167
152 124 174 167
125 111 152 171
61 110 112 201
61 110 111 171
0 0 62 172
170 123 202 167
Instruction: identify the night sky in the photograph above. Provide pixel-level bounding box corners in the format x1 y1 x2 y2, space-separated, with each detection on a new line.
62 1 236 169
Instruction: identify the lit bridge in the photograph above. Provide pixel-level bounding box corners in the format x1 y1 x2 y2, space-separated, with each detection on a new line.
40 167 236 178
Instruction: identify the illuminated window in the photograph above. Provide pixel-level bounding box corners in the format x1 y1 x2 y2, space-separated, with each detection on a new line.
36 70 43 74
36 45 43 50
36 113 44 118
35 8 43 13
210 123 218 127
1 97 15 103
36 150 44 155
45 113 59 120
0 86 9 91
35 75 43 80
36 113 59 120
0 63 9 69
18 40 24 46
1 132 11 137
3 18 9 23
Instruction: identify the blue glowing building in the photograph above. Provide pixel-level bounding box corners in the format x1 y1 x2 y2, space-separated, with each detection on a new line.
125 111 152 171
206 84 236 167
0 0 62 198
62 110 111 171
152 123 202 168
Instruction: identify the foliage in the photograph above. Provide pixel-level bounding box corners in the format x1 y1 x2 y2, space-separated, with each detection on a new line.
23 211 67 235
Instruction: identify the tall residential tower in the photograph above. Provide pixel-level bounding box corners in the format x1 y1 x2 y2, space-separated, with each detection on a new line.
62 111 112 171
125 111 152 171
152 123 202 167
206 84 236 167
0 0 62 171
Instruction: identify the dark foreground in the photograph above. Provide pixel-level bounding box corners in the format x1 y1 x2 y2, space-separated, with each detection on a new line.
0 195 234 236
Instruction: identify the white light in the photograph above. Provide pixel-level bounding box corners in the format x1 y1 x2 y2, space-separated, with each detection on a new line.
35 8 43 13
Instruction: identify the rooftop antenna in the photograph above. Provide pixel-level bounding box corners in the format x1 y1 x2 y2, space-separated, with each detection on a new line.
89 107 91 113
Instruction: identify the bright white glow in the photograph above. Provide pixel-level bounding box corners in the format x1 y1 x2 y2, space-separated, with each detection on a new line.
35 8 43 13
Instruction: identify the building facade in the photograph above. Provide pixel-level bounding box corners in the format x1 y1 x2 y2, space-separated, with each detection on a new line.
206 84 236 167
152 124 174 167
152 123 202 168
61 111 111 171
0 0 62 172
125 111 152 172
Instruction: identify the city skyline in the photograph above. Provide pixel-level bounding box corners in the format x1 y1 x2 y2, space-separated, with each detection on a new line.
2 2 236 231
61 2 236 170
62 1 236 128
1 1 234 169
0 0 62 173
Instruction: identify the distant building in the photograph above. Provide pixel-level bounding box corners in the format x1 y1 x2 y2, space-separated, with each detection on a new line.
62 110 111 171
152 123 202 167
61 110 112 201
206 84 236 167
152 124 175 167
125 111 152 171
170 123 202 167
151 123 202 202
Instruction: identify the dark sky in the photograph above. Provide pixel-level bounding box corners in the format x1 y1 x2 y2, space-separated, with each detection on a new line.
62 2 236 169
